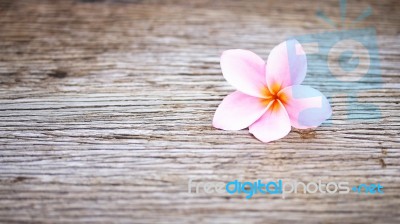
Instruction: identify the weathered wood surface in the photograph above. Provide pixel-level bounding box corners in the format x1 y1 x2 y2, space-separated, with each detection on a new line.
0 0 399 223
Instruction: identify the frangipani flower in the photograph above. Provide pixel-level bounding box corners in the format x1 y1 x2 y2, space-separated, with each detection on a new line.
213 39 332 143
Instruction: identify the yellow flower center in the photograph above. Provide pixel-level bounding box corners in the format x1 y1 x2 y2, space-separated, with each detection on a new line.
260 84 288 111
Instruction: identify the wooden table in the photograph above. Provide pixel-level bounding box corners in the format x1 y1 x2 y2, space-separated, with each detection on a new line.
0 0 399 223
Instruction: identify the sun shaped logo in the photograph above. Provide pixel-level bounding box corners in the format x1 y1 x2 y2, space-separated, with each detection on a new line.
289 0 381 123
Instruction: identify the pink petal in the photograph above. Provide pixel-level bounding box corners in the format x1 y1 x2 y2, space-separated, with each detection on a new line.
249 101 291 142
265 39 307 94
279 85 332 129
220 49 267 98
213 91 269 131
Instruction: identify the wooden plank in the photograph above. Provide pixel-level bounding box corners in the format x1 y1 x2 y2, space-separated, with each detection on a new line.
0 0 399 223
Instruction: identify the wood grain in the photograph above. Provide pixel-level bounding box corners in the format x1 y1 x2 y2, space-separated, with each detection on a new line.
0 0 399 223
